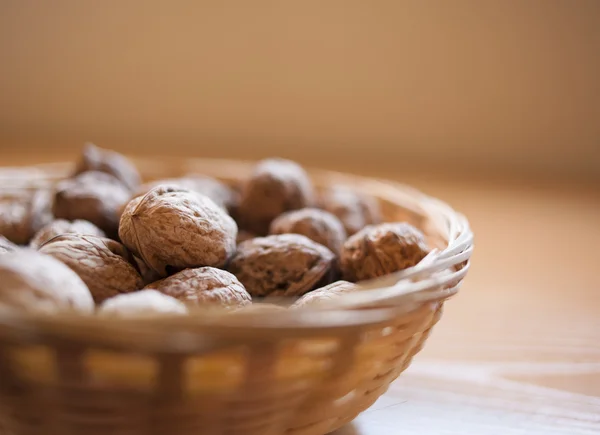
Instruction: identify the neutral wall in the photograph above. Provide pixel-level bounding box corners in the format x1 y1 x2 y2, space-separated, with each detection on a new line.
1 1 599 179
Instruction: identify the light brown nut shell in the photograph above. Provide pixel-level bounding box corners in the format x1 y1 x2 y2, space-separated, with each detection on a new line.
135 174 238 213
269 208 347 256
74 143 141 191
236 230 257 245
52 171 130 237
0 189 53 245
319 185 381 236
145 267 251 309
340 223 430 282
30 219 105 249
238 159 316 235
119 186 237 277
39 234 143 304
0 249 94 313
98 290 188 317
290 280 359 309
228 234 336 298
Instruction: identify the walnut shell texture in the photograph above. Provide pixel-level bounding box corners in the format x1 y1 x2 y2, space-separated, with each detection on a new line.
39 234 143 304
135 174 238 213
290 280 359 308
238 159 316 235
98 290 188 317
119 186 237 277
320 185 381 236
145 267 251 309
53 171 131 237
0 189 53 245
340 223 430 282
269 208 347 256
0 249 94 313
228 234 336 298
30 219 105 249
74 143 141 191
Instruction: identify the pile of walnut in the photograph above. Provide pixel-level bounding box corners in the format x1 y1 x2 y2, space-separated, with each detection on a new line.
0 144 431 317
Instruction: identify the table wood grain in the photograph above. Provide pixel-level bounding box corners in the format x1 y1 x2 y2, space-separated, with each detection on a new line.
3 152 600 434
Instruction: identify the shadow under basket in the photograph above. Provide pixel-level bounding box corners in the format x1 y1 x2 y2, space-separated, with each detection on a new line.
0 157 473 435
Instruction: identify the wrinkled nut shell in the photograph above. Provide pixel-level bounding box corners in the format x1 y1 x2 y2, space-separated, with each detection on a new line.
39 234 143 304
269 208 347 256
74 143 141 191
0 249 94 313
0 189 53 245
135 174 238 213
30 219 105 249
228 234 336 298
119 186 237 277
145 267 251 309
98 290 188 317
290 280 359 308
340 223 430 282
238 159 316 235
319 185 381 236
52 171 130 237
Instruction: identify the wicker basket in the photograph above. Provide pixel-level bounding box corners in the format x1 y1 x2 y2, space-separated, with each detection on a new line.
0 157 473 435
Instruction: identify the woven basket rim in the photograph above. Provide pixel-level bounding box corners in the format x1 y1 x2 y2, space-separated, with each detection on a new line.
0 156 473 337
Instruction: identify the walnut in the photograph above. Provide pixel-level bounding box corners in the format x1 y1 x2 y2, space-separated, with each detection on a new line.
319 185 381 236
119 186 237 277
30 219 105 249
0 248 94 313
290 280 358 308
135 174 238 213
0 189 53 245
340 223 430 282
228 234 335 298
52 171 130 237
0 235 18 254
269 208 347 256
38 234 143 304
238 159 316 235
145 267 251 309
98 290 188 317
74 143 141 191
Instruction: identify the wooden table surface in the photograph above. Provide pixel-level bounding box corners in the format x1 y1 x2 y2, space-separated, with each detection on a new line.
2 152 600 434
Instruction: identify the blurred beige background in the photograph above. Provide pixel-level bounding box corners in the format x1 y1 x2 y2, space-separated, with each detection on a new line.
0 0 599 180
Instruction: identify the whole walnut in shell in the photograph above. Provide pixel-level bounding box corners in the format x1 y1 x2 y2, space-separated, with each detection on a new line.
0 249 94 313
74 143 141 191
135 174 238 213
119 186 237 277
30 219 105 249
269 208 347 256
0 189 53 245
98 290 188 317
145 267 251 309
39 234 143 304
340 223 430 282
53 171 130 237
291 280 359 308
319 185 381 236
228 234 335 298
238 159 316 235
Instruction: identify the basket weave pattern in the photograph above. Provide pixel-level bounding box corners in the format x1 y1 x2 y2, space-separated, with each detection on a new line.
0 158 473 435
